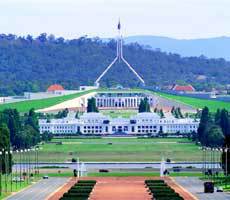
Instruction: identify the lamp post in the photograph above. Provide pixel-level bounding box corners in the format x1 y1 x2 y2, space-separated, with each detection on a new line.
77 157 80 178
211 148 214 181
36 147 39 177
5 151 8 193
19 150 23 187
10 150 13 192
31 148 35 181
15 150 18 190
23 149 27 186
203 147 207 178
0 151 2 196
224 146 228 188
24 149 29 185
200 147 205 177
225 146 228 177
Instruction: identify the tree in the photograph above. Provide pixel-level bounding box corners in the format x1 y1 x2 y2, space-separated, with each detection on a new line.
215 108 221 125
25 108 39 132
177 107 183 118
219 109 230 136
171 106 175 114
1 109 21 148
55 108 69 118
41 131 53 142
204 125 224 147
197 107 210 144
159 109 164 118
219 109 230 175
87 98 98 113
138 98 150 113
0 124 12 174
222 130 230 175
37 33 47 43
75 111 80 119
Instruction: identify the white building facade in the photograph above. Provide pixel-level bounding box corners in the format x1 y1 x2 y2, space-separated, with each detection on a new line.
39 112 199 135
95 92 158 109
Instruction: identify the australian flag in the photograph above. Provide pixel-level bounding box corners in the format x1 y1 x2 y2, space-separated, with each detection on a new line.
117 21 121 30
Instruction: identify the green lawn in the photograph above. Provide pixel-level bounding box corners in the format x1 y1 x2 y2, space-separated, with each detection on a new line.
0 88 145 113
0 90 96 113
0 177 32 200
37 138 203 162
1 88 229 113
155 92 230 112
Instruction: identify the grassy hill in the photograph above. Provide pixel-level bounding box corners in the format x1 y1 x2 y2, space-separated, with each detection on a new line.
0 90 96 113
155 92 230 112
1 35 230 96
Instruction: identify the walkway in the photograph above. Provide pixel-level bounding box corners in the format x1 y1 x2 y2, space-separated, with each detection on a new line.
90 177 151 200
6 177 69 200
174 177 230 200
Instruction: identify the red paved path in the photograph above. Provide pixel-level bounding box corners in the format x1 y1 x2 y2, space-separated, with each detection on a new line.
47 177 197 200
90 177 152 200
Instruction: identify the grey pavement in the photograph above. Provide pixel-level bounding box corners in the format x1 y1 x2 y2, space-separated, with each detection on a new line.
6 177 69 200
174 177 230 200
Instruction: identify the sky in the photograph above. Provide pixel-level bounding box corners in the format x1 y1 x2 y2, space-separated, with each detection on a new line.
0 0 230 39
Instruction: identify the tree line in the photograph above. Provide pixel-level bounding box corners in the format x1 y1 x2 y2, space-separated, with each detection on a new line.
0 33 230 96
197 107 230 174
0 108 41 173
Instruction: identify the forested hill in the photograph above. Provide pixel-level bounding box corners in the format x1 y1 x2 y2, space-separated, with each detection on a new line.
0 33 230 96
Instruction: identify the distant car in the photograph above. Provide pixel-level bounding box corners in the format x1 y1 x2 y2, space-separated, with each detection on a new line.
12 177 24 182
216 187 223 192
43 175 49 179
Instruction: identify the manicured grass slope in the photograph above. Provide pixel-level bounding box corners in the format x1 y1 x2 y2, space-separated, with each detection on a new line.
155 92 230 112
0 88 143 113
0 90 95 112
38 138 202 162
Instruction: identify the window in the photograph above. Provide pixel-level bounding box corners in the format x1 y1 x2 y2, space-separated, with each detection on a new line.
131 126 135 132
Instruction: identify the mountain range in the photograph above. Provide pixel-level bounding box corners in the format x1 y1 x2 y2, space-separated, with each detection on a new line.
124 36 230 60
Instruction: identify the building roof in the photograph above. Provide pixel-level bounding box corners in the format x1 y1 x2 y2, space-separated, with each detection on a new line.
172 84 195 92
47 84 64 92
131 112 161 119
80 112 108 119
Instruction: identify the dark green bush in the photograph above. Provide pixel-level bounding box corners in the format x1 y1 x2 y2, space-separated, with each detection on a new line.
59 180 97 200
145 179 184 200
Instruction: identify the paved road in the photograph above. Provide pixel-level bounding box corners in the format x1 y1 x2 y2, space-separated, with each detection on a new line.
7 177 69 200
13 162 221 170
174 177 230 200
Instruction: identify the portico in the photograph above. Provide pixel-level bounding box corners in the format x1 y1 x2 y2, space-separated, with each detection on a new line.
95 92 157 109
